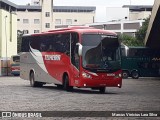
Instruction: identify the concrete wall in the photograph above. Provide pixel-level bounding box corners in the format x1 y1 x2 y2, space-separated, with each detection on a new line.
145 0 160 46
106 7 129 22
0 9 17 58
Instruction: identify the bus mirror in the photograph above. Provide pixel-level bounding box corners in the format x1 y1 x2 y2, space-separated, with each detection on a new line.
124 45 129 56
121 44 129 56
76 43 83 56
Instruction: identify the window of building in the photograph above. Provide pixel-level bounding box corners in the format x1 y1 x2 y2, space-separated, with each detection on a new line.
34 19 40 24
34 30 40 33
23 30 29 34
23 19 29 24
45 23 50 28
55 19 61 25
66 19 72 25
45 12 50 17
123 23 140 29
17 19 20 21
106 24 121 30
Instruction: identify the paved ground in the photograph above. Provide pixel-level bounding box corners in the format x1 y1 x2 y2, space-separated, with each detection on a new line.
0 77 160 120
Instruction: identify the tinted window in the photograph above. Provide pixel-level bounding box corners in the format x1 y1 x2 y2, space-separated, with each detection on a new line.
21 36 30 52
21 33 79 57
13 56 20 62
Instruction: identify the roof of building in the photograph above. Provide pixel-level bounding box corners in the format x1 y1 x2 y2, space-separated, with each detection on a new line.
0 0 17 8
54 6 96 11
0 0 96 11
123 5 152 11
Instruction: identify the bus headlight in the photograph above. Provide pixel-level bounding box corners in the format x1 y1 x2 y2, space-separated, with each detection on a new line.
115 73 122 78
82 72 92 79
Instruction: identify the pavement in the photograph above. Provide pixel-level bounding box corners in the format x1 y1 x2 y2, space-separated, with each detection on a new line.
0 77 160 120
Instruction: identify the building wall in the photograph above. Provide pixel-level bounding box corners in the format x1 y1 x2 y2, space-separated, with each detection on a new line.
41 0 54 31
106 7 129 22
87 20 144 37
17 11 41 33
17 11 95 33
145 0 160 47
54 12 95 26
130 11 151 20
0 9 17 58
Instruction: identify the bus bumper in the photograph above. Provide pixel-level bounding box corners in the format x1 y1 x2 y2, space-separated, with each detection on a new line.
74 78 122 88
11 71 20 76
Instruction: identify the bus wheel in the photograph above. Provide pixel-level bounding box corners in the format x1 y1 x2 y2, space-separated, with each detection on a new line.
30 72 43 87
63 75 73 91
99 87 106 93
131 71 139 79
122 71 129 79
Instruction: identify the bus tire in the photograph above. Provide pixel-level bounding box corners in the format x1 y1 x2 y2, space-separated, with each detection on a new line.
30 72 43 87
99 87 106 93
63 75 73 91
131 70 139 79
122 70 129 79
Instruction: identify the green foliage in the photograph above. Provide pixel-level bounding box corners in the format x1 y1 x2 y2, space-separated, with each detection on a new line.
119 17 150 46
119 34 143 46
135 17 150 45
17 30 23 53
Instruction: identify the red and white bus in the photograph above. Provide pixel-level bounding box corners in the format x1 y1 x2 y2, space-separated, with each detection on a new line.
20 27 122 93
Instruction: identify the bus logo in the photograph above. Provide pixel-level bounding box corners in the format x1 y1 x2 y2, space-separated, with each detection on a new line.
107 73 115 76
45 55 61 61
152 58 160 61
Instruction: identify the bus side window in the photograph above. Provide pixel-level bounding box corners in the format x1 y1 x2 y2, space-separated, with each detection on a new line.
47 44 56 52
21 37 30 52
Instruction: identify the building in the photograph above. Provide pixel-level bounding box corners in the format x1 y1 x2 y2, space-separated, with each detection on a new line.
0 0 17 58
99 5 152 23
106 7 129 22
145 0 160 48
86 20 144 37
86 5 152 37
17 0 96 34
0 0 95 58
31 0 40 6
123 5 152 20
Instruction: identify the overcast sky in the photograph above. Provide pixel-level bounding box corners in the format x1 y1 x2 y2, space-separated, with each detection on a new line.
9 0 155 22
9 0 154 6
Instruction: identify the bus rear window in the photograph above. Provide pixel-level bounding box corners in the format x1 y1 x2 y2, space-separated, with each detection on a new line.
13 56 20 62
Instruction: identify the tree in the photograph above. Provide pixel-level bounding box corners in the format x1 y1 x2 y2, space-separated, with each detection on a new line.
119 34 140 46
17 30 23 53
119 17 150 46
135 17 150 45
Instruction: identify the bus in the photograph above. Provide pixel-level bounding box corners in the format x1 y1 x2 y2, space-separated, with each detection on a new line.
121 46 160 79
20 27 122 93
10 55 20 76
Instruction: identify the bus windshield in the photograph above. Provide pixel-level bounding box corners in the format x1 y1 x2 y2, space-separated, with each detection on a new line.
12 56 20 62
82 34 121 72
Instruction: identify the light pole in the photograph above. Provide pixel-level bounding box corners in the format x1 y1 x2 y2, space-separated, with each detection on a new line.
5 15 8 76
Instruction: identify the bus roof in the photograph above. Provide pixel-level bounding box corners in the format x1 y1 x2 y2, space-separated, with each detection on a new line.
23 26 117 37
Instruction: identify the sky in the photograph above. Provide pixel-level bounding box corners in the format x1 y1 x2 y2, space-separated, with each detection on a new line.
9 0 154 6
9 0 155 22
